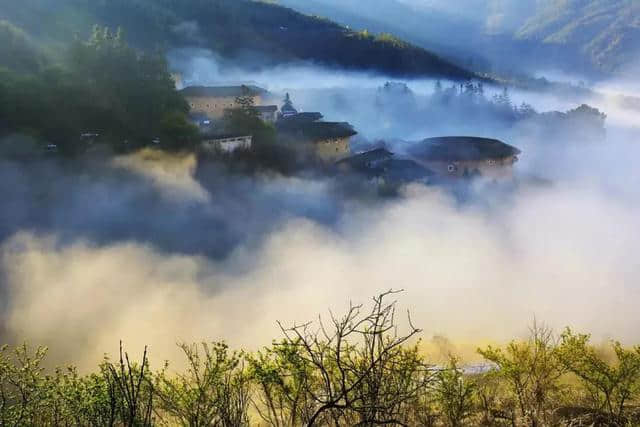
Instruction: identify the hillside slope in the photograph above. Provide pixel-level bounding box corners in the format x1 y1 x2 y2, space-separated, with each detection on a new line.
277 0 639 79
277 0 492 72
517 0 640 74
0 0 474 79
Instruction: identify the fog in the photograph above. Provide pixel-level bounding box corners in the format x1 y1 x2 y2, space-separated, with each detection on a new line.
169 48 611 149
2 50 640 369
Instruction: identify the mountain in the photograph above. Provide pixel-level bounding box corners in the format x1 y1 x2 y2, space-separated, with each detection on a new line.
516 0 640 75
0 0 474 79
277 0 639 79
276 0 493 72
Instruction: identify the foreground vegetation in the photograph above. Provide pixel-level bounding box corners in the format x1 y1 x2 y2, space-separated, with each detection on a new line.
2 291 639 426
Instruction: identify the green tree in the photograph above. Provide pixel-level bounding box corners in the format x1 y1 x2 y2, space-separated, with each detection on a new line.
558 328 640 420
0 344 49 427
478 322 566 427
248 340 319 426
154 342 250 427
435 356 475 427
159 112 199 150
223 87 276 148
102 342 154 427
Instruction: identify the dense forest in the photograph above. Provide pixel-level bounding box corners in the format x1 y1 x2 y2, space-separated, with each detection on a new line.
1 292 640 426
0 0 474 79
0 27 197 153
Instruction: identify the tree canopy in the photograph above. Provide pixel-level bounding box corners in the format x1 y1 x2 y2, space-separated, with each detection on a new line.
0 26 196 153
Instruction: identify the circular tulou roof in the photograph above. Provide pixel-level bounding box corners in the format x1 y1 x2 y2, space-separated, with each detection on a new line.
409 136 521 162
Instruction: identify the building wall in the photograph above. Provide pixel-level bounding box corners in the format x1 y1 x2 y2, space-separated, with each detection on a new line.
186 95 263 119
417 155 518 179
314 137 351 163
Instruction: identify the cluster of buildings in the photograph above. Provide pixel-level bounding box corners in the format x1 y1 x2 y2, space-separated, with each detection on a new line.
180 85 277 123
180 85 355 163
178 82 521 183
338 137 521 185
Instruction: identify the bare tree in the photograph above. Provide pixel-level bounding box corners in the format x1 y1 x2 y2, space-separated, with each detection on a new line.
269 290 435 426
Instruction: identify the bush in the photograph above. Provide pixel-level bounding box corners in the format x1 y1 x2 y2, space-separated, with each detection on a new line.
2 295 640 426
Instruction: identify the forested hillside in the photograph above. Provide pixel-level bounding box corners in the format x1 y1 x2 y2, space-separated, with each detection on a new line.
278 0 640 78
517 0 640 74
0 0 473 79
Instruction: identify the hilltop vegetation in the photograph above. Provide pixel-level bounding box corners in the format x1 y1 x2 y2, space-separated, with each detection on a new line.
0 28 197 153
0 0 473 79
2 292 640 426
517 0 640 74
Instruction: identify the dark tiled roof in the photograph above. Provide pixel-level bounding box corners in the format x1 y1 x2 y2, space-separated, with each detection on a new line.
281 104 298 114
180 85 267 98
336 148 393 166
336 152 434 183
383 159 434 181
255 105 278 112
279 121 357 142
409 136 521 162
201 131 252 140
278 112 324 124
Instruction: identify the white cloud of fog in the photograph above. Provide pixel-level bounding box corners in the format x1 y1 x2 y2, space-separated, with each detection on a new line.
171 20 202 43
168 48 586 142
169 48 403 92
111 148 210 203
3 46 640 370
2 166 640 368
